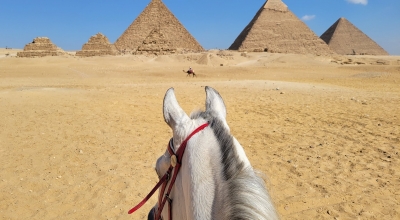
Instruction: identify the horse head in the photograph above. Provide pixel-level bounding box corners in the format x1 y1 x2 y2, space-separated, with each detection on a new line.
146 86 278 220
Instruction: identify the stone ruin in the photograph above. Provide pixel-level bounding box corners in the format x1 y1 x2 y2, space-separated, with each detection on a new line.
76 33 118 57
17 37 66 57
229 0 333 56
114 0 203 55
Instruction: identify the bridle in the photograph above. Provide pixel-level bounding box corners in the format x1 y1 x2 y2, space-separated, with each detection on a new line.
128 123 209 219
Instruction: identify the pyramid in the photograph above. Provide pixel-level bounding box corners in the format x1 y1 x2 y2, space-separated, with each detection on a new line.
114 0 203 54
76 33 118 57
320 18 388 55
17 37 66 57
229 0 333 55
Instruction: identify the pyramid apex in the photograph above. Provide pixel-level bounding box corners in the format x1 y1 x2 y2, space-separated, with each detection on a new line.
263 0 288 12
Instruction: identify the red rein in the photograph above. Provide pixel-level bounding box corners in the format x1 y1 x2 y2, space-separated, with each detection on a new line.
128 123 209 219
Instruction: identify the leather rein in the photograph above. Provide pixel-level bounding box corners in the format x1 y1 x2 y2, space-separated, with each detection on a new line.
128 123 209 219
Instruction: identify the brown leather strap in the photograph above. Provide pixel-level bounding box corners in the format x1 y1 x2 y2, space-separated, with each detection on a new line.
129 123 209 220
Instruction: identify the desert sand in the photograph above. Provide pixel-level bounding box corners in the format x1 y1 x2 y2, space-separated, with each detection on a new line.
0 49 399 219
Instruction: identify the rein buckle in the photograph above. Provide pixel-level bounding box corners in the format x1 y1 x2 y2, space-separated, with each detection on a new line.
170 155 177 167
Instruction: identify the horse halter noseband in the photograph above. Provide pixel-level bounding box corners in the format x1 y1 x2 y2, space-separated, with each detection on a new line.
128 123 209 219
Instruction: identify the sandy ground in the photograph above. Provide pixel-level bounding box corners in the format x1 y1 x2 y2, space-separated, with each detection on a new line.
0 49 399 219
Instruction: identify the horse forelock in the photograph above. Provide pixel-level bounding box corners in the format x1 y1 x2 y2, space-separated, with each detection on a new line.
190 109 244 180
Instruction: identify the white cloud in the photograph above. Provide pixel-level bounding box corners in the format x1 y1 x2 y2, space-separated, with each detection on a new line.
302 15 316 21
346 0 368 5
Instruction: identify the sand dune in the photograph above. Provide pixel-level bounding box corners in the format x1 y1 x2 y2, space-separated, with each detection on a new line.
0 50 399 219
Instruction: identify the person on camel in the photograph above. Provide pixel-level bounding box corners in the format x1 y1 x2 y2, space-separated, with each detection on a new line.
183 67 196 77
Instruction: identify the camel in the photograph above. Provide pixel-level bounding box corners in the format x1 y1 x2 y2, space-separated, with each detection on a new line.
183 69 196 77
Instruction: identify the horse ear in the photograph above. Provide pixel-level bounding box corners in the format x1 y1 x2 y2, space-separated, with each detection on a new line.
163 88 190 129
205 86 227 120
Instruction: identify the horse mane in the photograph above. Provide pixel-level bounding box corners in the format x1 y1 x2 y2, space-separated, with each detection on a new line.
190 110 278 219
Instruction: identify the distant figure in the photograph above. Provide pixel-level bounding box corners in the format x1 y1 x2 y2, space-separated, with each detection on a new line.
183 67 196 77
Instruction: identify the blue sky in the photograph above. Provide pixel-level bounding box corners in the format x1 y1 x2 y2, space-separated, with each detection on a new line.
1 0 399 55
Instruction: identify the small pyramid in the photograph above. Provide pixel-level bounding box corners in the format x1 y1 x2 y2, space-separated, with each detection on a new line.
76 33 118 57
229 0 333 55
114 0 203 54
17 37 65 57
320 18 388 55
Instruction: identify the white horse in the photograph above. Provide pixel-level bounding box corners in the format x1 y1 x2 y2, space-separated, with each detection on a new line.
129 86 278 220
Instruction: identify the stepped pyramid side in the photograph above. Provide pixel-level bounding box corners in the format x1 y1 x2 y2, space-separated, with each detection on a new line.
76 33 118 57
320 18 388 55
114 0 203 54
136 29 175 54
17 37 66 57
229 0 333 56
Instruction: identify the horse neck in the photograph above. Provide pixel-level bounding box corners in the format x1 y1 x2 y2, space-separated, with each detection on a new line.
177 128 278 220
175 128 251 219
173 129 221 219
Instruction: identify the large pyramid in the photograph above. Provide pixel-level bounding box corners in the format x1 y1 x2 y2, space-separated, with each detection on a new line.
229 0 333 55
76 33 118 57
17 37 66 57
320 17 388 55
114 0 203 54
